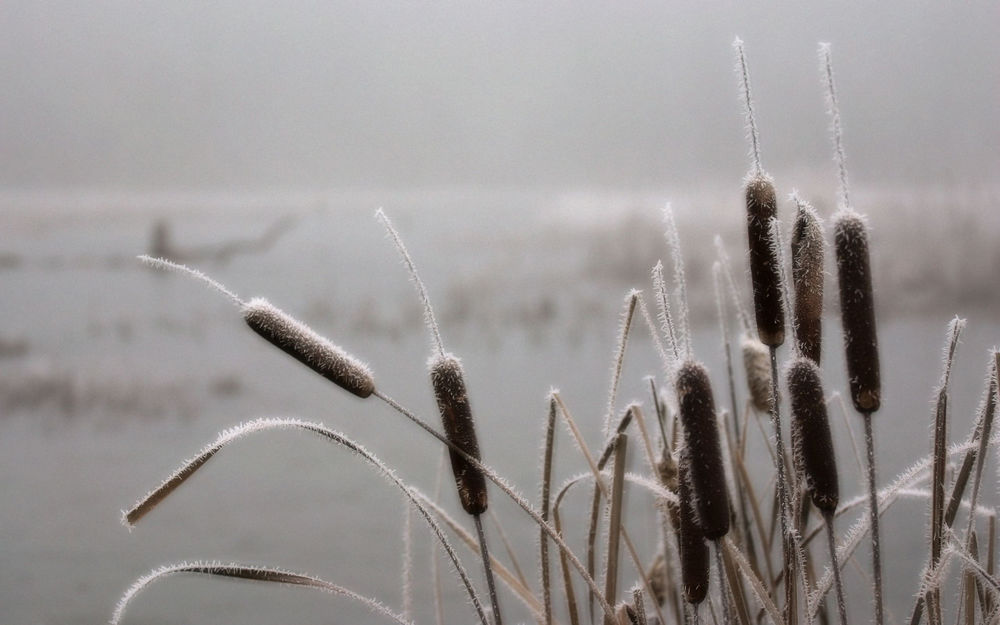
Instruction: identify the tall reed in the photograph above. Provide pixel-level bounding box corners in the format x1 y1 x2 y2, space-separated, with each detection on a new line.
823 41 885 625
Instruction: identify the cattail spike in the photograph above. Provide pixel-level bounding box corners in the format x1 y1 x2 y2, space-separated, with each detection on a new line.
242 298 375 398
787 357 839 513
734 37 762 177
429 353 488 515
745 174 784 347
833 210 880 413
675 361 730 540
790 193 826 364
376 208 446 358
137 255 243 306
677 452 711 605
819 43 851 210
662 204 693 359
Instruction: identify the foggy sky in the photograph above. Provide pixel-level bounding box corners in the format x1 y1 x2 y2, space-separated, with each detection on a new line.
2 1 997 192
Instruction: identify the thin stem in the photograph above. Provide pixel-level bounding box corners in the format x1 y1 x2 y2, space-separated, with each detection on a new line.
137 255 244 306
819 44 850 210
864 413 885 625
663 205 693 359
475 513 503 625
769 347 797 625
734 37 762 177
715 542 734 625
375 208 446 358
824 513 848 625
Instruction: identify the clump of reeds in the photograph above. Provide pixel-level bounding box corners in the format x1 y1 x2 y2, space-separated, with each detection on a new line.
111 39 1000 625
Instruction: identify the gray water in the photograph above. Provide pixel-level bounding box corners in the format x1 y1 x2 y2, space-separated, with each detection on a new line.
1 195 998 624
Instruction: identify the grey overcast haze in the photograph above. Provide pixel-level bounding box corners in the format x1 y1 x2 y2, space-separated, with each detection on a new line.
1 1 997 193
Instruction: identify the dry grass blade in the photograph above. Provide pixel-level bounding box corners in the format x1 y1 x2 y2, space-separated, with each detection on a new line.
122 418 491 625
604 434 629 624
723 537 782 625
112 562 413 625
540 393 558 625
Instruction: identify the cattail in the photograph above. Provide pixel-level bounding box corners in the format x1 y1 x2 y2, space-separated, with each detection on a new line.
745 175 785 347
791 196 825 364
742 335 773 412
675 361 729 540
429 354 488 515
833 210 880 413
243 298 375 398
677 452 710 605
787 357 838 513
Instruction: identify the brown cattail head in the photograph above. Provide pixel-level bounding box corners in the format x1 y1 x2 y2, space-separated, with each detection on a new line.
742 335 774 412
791 200 825 364
675 361 730 540
833 210 880 413
429 354 488 515
787 357 839 513
242 298 375 398
676 452 710 605
745 174 785 347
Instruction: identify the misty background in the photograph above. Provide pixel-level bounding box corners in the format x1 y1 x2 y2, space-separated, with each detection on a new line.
2 1 997 193
2 3 1000 624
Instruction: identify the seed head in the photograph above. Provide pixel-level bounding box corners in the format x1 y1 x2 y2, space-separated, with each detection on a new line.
242 298 375 398
787 357 839 513
677 452 710 605
675 361 730 540
791 197 825 364
429 354 488 515
745 174 784 346
833 210 880 413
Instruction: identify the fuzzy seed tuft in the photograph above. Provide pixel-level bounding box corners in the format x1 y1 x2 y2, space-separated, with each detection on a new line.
742 335 774 412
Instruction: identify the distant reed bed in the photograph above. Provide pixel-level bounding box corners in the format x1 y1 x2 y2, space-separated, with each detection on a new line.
111 41 1000 625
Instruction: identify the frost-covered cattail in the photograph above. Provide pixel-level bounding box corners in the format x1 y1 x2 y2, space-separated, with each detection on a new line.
243 298 376 398
745 175 785 347
833 211 880 414
791 196 825 364
429 353 487 515
136 256 377 400
677 452 710 605
787 357 838 513
742 335 773 412
675 362 729 540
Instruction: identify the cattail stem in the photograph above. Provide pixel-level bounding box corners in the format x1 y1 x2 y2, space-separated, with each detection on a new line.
769 347 797 625
863 413 885 625
375 208 445 358
819 43 850 210
823 512 849 625
734 38 762 177
474 513 503 625
714 543 734 625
